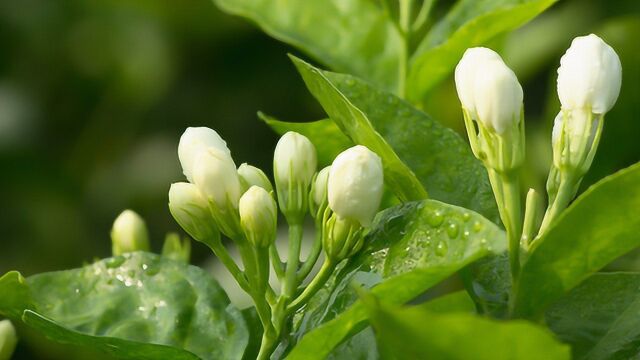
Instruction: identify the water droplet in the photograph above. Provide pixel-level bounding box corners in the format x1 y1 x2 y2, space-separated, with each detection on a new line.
480 238 488 245
463 231 470 239
106 256 125 269
435 241 448 256
473 221 484 233
462 213 471 222
427 210 444 227
446 223 459 238
144 264 160 276
75 288 80 294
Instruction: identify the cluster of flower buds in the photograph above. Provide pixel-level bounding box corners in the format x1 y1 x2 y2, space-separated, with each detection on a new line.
167 126 385 355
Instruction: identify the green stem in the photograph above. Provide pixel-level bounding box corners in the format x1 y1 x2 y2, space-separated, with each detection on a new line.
297 221 323 282
256 330 277 360
537 174 575 239
501 173 522 287
203 234 250 292
521 188 542 249
397 0 412 98
270 244 285 280
287 260 336 313
282 223 303 299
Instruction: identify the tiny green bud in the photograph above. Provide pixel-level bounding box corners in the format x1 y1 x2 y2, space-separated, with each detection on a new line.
323 214 364 262
239 186 277 248
161 233 191 263
169 182 218 241
111 210 150 256
309 165 331 217
0 320 17 360
238 163 273 193
273 131 317 223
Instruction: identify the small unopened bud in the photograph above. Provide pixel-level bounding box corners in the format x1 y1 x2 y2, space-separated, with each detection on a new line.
111 210 150 256
273 132 317 223
323 215 364 262
178 127 230 182
328 146 383 227
161 233 191 263
0 320 17 360
239 186 277 248
193 148 241 209
455 47 523 134
169 182 218 241
238 163 273 193
557 34 622 114
309 166 331 217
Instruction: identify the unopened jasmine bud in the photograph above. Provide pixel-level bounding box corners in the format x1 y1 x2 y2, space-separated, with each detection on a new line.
193 148 241 209
111 210 150 256
178 127 230 182
309 166 331 216
238 163 273 193
0 320 17 360
161 233 191 263
323 215 364 261
557 34 622 114
455 47 523 134
239 186 277 248
328 146 383 227
273 131 317 223
169 182 217 241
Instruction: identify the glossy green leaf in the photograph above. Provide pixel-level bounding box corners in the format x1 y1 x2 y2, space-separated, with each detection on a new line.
0 252 249 360
365 295 570 360
291 57 499 222
407 0 557 101
258 114 352 167
461 252 511 318
212 0 402 91
546 272 640 360
515 162 640 317
288 200 506 359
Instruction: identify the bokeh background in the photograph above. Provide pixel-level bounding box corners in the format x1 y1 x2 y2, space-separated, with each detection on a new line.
0 0 638 358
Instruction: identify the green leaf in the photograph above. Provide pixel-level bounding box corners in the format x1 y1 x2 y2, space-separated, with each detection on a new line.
365 295 570 360
0 252 249 360
290 56 499 222
258 114 352 167
460 252 511 318
515 162 640 318
288 200 506 359
212 0 402 91
546 272 640 360
407 0 557 101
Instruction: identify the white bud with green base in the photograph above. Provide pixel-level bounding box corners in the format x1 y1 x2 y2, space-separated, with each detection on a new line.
273 131 317 224
111 210 150 256
192 147 242 239
238 163 273 193
324 145 383 261
239 186 277 248
538 34 622 236
169 182 218 242
0 320 17 360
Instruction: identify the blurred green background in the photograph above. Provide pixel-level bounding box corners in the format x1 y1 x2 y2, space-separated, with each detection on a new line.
0 0 637 358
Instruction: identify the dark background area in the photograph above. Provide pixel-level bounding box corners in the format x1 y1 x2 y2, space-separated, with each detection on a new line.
0 0 638 358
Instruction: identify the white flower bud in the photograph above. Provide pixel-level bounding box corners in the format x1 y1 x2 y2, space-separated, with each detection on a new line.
169 182 217 241
557 34 622 114
239 186 277 248
313 166 331 207
273 131 317 222
455 47 502 115
237 163 273 193
110 210 150 256
328 145 383 227
0 320 17 360
178 127 230 182
455 47 523 134
192 147 241 209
